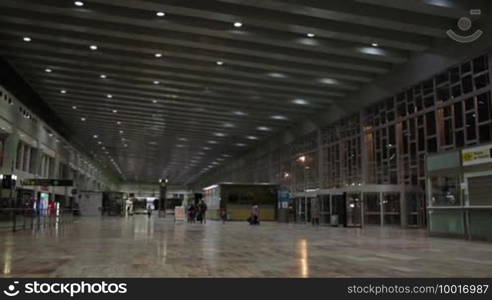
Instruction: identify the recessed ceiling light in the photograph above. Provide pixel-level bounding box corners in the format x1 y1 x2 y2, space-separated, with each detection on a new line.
152 100 158 103
89 45 98 50
45 68 52 73
81 117 86 121
98 141 102 145
100 74 107 79
119 130 124 134
74 1 84 7
156 11 165 17
106 94 112 98
234 22 243 28
93 135 98 138
216 61 224 66
246 135 258 140
117 121 122 125
72 106 77 110
23 37 31 42
203 146 211 150
293 99 308 106
233 111 247 116
271 115 287 120
60 90 67 94
153 80 160 85
371 42 379 47
236 143 246 147
214 132 225 137
268 72 287 78
155 53 163 58
208 140 218 144
319 78 338 85
257 126 271 131
307 33 315 38
112 109 118 113
223 122 235 128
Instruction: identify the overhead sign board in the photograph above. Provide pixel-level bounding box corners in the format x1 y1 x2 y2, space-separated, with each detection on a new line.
21 179 74 186
462 144 492 166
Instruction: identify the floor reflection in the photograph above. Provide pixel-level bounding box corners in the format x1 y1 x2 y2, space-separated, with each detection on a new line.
0 216 491 277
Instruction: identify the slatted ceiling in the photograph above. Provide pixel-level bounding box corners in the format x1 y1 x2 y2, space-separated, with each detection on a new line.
0 0 458 183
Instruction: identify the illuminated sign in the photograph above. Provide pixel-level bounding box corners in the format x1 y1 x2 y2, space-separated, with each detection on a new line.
462 144 492 166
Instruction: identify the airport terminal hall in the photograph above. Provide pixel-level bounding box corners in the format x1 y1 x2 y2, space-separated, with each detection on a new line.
2 0 492 279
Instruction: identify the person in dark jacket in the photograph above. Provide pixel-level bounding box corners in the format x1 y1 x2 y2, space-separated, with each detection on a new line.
197 200 208 224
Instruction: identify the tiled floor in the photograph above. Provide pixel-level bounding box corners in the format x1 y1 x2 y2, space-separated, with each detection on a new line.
1 215 492 277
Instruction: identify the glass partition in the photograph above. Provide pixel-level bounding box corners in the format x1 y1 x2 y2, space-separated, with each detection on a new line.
430 174 461 206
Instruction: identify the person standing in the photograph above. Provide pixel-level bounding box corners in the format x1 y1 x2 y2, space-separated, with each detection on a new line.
187 203 196 223
311 198 320 227
250 203 260 225
198 200 208 224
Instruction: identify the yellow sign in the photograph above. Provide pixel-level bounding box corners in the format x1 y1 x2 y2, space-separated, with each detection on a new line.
462 145 492 166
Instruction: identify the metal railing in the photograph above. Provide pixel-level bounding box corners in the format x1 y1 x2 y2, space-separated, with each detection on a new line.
0 207 77 232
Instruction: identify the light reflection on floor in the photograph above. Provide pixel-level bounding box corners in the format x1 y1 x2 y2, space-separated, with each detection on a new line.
0 216 492 278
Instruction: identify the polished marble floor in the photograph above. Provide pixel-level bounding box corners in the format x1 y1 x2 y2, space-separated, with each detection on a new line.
1 216 492 277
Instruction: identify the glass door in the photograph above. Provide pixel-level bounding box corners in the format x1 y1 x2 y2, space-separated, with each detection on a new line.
363 192 381 225
319 195 330 224
406 192 426 227
383 192 401 226
346 193 362 227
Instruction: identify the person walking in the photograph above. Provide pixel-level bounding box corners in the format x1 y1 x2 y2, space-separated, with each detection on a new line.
187 203 196 223
197 200 208 224
220 206 227 224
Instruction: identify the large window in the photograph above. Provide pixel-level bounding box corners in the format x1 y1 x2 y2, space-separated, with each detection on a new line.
430 175 461 206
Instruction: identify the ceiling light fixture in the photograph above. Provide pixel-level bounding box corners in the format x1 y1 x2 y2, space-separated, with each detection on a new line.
81 117 86 121
155 53 162 58
74 1 84 7
106 94 112 98
152 100 158 103
223 122 235 128
371 42 379 47
156 11 165 17
23 37 31 42
100 74 107 79
60 90 67 94
89 45 98 50
216 61 224 66
236 143 246 147
271 115 287 120
233 111 247 116
234 22 243 28
268 72 287 78
307 33 315 38
72 106 77 110
112 109 118 113
214 132 225 137
117 121 122 125
153 81 160 85
246 135 258 140
45 68 52 73
319 78 338 85
257 126 271 131
293 98 308 105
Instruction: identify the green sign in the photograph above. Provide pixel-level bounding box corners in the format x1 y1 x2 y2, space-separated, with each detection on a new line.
21 179 74 186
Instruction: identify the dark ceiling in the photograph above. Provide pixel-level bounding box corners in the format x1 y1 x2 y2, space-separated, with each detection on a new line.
0 0 484 184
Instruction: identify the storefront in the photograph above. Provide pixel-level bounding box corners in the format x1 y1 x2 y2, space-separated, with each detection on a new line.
427 143 492 241
292 184 425 228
